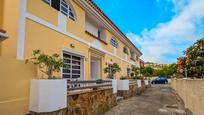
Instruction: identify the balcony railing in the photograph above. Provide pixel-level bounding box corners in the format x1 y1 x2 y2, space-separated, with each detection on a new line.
67 80 112 93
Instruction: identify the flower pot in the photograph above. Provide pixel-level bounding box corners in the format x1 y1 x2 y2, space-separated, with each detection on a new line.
137 80 141 87
112 79 117 93
117 80 129 90
144 80 149 85
29 79 67 113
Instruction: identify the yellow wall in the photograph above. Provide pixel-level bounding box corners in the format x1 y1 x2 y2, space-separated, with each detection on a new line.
24 19 90 79
0 58 37 115
0 0 4 28
27 0 58 26
0 0 20 58
0 0 4 56
67 0 85 38
0 43 1 56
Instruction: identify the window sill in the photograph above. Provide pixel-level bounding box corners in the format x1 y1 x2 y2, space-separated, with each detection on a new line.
85 30 107 45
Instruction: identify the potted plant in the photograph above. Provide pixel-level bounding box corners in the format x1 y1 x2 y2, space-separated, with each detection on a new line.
104 63 121 93
104 63 121 79
26 50 67 113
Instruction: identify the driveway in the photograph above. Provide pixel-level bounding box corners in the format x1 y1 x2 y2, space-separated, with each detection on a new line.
104 85 190 115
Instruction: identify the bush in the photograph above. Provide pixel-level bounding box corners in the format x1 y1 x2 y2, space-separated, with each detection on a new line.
120 76 127 80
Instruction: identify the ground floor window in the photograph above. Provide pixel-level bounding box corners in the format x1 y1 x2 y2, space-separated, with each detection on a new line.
63 52 83 81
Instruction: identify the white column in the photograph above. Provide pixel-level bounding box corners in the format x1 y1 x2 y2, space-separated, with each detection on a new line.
58 12 67 32
17 0 27 60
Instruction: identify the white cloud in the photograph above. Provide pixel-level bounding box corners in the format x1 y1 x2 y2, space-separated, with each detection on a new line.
127 0 204 64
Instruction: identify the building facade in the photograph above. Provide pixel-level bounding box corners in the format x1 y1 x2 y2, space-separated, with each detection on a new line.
0 1 142 114
0 0 142 80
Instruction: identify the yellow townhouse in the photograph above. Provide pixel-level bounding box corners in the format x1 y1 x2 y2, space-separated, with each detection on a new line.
0 0 142 114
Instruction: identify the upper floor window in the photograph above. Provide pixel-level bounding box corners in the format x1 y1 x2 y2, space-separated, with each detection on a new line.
43 0 76 21
123 47 129 55
110 38 118 48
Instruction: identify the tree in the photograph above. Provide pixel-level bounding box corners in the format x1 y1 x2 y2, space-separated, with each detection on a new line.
131 65 140 77
104 63 121 79
183 38 204 78
153 64 177 78
25 50 66 79
140 67 154 77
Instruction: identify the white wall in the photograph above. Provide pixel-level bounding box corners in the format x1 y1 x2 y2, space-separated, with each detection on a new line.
85 19 98 37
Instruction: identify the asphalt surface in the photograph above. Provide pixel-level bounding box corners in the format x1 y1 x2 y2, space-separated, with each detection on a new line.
104 85 189 115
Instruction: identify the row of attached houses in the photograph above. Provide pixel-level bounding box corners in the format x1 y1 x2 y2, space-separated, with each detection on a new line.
0 0 142 80
0 0 142 114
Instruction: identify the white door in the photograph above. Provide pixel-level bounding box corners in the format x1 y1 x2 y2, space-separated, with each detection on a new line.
91 56 101 80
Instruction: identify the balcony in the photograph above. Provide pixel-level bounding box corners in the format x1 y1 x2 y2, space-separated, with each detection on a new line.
85 30 107 45
85 14 107 45
130 52 137 62
130 57 136 62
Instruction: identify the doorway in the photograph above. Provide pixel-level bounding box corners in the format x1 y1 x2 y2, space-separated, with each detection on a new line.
91 56 101 80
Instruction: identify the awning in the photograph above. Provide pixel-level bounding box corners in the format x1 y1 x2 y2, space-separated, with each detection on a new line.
90 47 105 57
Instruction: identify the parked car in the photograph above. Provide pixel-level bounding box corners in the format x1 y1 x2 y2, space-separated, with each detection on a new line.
151 76 168 84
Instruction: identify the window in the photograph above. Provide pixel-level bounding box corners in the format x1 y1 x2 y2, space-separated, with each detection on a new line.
98 30 101 38
110 38 118 48
123 47 129 55
127 68 131 77
63 53 83 80
42 0 76 21
43 0 51 5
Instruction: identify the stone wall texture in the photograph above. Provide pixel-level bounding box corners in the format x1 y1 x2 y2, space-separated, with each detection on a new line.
117 82 150 99
117 84 137 99
171 79 204 115
67 88 117 115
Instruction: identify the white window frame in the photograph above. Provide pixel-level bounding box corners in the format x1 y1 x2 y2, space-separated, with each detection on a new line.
110 38 118 48
42 0 76 21
43 0 51 6
60 0 76 21
62 51 84 81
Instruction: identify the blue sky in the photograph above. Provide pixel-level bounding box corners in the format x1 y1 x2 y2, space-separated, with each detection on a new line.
94 0 204 64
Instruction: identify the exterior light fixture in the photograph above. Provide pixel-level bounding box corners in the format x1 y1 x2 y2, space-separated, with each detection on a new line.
70 43 75 48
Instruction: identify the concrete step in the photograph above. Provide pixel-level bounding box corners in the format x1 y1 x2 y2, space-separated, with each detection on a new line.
116 96 123 102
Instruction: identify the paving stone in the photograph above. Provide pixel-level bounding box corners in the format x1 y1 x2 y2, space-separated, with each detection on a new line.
104 85 188 115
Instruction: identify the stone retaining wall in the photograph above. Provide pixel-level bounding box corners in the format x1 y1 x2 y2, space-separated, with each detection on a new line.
31 88 116 115
117 82 150 99
117 84 137 99
67 88 117 115
171 79 204 115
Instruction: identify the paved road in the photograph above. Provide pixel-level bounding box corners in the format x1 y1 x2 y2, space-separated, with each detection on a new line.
104 85 189 115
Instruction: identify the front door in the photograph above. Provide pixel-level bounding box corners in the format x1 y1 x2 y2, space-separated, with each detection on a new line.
91 56 101 80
